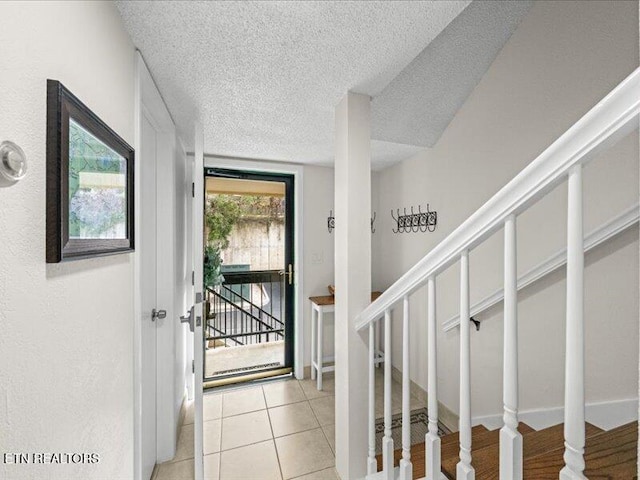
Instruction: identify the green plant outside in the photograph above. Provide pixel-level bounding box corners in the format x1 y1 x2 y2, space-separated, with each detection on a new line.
203 194 285 288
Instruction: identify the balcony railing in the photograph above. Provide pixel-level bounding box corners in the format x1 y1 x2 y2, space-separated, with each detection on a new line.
206 270 285 348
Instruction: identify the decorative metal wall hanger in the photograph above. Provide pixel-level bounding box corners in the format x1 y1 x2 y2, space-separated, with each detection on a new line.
327 210 376 234
391 204 437 233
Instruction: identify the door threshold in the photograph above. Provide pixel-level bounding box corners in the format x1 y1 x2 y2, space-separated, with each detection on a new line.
203 367 292 390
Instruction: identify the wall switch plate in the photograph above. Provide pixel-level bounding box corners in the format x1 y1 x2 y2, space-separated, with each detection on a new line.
311 252 324 264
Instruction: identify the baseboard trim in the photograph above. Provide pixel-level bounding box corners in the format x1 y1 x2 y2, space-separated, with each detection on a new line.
472 397 639 431
177 390 188 436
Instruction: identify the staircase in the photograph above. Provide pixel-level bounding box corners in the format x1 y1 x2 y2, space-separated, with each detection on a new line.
353 67 640 479
377 421 638 479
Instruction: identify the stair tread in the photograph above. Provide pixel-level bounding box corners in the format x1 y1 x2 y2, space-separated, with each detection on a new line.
440 423 534 477
440 424 490 447
473 422 603 480
375 425 489 472
377 421 637 480
522 422 638 479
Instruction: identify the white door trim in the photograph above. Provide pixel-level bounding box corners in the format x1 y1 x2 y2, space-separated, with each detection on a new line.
202 156 305 379
134 51 183 480
193 124 205 480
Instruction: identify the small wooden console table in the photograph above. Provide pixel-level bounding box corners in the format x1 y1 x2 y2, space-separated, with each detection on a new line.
309 291 383 390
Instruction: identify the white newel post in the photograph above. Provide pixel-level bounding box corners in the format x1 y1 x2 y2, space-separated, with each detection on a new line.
426 276 444 480
383 309 394 479
500 214 522 479
368 322 377 475
334 92 372 480
560 165 587 480
399 296 413 480
457 250 475 480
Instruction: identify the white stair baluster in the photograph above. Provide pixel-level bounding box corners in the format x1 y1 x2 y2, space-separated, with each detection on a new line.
399 296 413 480
500 214 522 479
457 250 475 480
560 165 586 480
368 322 377 475
426 276 445 479
382 309 394 479
376 318 382 368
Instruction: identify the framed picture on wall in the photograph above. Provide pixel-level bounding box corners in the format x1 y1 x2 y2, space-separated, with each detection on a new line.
46 80 135 263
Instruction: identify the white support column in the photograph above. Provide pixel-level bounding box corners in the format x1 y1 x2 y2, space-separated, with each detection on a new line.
457 250 475 480
560 165 587 480
368 322 377 475
399 296 413 480
426 276 445 480
334 92 371 480
382 309 394 479
500 214 522 480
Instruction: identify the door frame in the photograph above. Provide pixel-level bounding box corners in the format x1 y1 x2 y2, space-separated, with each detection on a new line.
203 156 305 379
203 168 296 379
134 51 187 480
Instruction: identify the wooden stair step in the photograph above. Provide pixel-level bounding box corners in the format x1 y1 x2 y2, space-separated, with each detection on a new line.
375 425 489 473
522 422 637 479
441 424 490 448
473 422 603 480
441 423 534 478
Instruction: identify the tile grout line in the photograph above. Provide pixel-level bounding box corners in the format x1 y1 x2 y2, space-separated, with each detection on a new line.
262 385 285 480
290 466 338 480
217 392 226 479
301 379 336 466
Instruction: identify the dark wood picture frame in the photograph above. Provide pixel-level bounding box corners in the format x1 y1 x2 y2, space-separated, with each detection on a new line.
46 80 135 263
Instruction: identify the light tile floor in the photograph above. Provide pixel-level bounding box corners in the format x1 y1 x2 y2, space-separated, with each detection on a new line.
153 370 421 480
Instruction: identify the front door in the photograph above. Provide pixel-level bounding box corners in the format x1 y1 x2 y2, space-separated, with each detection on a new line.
203 168 295 385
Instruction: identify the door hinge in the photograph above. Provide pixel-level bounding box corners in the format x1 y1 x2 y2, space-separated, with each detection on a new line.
192 182 195 198
192 360 194 374
191 270 194 286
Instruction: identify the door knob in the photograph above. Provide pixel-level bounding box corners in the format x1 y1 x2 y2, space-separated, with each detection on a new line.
152 309 167 321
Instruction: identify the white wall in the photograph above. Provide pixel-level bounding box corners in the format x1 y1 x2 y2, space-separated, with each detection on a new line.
0 2 135 479
374 0 639 422
302 165 336 367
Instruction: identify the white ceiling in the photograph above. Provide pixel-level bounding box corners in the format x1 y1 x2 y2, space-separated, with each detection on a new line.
372 0 533 147
116 1 530 169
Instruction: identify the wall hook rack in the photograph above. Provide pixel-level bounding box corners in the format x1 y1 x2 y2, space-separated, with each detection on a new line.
327 210 377 234
390 204 437 233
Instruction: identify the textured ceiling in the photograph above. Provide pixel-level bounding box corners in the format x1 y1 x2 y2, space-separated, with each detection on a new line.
116 0 470 168
116 1 531 169
372 0 533 147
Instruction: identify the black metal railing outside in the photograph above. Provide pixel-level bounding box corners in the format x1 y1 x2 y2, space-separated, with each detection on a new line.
206 270 285 347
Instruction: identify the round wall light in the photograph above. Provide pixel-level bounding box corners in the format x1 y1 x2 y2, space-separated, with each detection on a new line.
0 140 27 185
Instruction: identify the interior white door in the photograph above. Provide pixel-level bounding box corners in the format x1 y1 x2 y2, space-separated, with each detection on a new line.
193 123 205 480
140 113 158 480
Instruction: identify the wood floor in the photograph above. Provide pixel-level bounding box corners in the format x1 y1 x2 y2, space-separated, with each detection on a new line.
376 421 638 479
